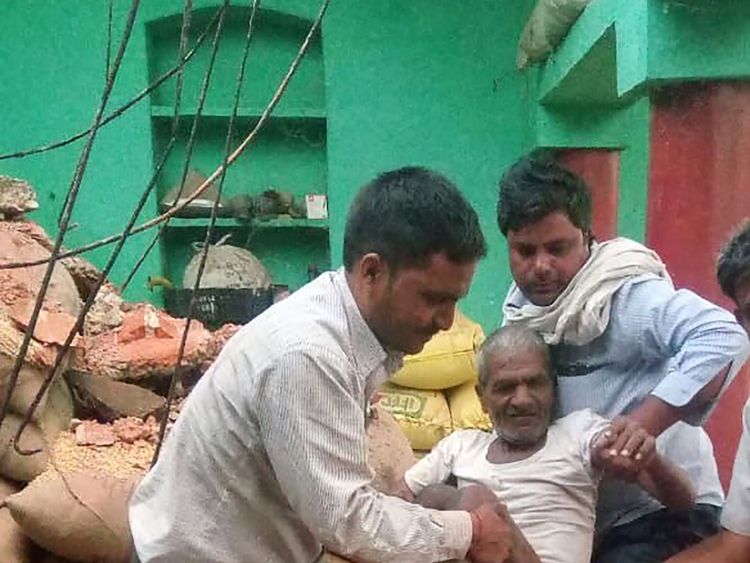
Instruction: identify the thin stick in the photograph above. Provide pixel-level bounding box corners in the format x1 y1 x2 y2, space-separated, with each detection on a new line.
0 0 142 437
8 0 202 453
153 0 262 463
0 5 223 162
0 0 330 273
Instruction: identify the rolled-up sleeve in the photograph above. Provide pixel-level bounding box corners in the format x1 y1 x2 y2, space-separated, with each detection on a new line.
722 400 750 536
622 278 749 424
256 346 472 562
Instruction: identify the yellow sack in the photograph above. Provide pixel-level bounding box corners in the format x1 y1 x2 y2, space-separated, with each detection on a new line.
447 380 492 431
378 383 452 451
390 312 485 391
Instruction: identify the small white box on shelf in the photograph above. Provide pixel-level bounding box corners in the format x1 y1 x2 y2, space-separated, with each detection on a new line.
305 194 328 220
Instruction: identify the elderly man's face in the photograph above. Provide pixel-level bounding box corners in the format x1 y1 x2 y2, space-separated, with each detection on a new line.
478 347 554 446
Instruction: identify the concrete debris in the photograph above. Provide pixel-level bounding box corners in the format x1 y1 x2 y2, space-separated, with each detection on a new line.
72 305 212 382
83 284 124 336
67 370 166 423
112 416 160 444
201 323 241 371
0 221 82 317
75 420 116 447
0 175 39 219
72 416 163 448
8 298 79 347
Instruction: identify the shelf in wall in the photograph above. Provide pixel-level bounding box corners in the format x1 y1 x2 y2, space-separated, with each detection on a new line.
164 216 329 229
151 104 326 120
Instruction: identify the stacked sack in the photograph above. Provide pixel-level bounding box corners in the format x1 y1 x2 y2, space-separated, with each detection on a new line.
0 310 75 486
378 311 492 452
0 217 83 487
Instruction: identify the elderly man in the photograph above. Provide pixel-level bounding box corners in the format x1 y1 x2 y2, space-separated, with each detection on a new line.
403 325 694 563
496 152 749 562
129 167 512 563
666 222 750 563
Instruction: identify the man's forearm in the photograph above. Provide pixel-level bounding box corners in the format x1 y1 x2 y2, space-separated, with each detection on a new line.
637 453 695 511
629 365 730 437
449 486 541 563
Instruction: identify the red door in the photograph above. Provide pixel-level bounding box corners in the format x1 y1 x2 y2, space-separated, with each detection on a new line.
648 82 750 489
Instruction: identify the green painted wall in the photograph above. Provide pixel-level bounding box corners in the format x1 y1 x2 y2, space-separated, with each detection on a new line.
146 6 325 113
0 1 159 303
648 0 750 83
530 0 750 250
1 0 538 331
322 0 536 330
145 4 329 291
9 0 709 332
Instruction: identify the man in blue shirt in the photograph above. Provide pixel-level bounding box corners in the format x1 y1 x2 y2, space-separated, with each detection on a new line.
496 151 749 563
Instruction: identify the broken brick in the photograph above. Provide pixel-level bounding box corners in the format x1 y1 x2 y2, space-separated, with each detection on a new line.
67 371 166 423
75 420 115 447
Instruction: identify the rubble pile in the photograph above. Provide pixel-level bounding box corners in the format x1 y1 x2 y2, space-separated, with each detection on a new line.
0 221 82 317
72 305 212 383
0 177 412 563
0 177 236 563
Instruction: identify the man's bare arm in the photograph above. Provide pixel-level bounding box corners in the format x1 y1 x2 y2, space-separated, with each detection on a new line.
628 365 730 437
592 416 696 510
636 453 695 512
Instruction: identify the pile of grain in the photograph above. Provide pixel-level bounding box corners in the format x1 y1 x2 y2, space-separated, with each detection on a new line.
44 430 155 482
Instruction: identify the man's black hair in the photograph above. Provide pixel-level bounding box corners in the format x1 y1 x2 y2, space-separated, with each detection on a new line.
717 221 750 300
343 166 486 271
497 150 592 236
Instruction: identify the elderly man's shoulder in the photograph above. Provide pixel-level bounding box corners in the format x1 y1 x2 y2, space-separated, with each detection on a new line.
440 428 496 451
552 409 609 442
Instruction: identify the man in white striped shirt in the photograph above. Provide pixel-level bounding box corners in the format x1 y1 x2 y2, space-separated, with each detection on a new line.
129 167 513 562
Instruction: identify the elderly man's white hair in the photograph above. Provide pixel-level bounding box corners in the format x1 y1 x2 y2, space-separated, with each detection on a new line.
476 325 552 388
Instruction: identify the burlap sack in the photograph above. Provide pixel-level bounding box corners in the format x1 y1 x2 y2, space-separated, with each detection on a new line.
517 0 592 68
5 471 136 563
366 404 416 495
0 477 36 563
0 353 53 420
0 507 36 563
0 310 57 371
38 377 74 442
0 414 48 482
0 475 18 500
36 552 77 562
